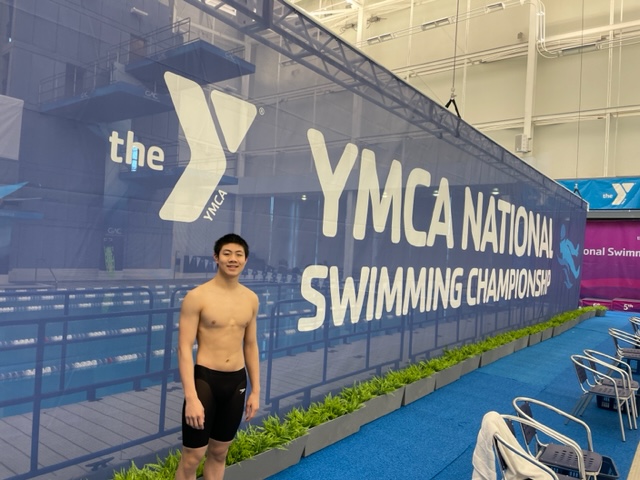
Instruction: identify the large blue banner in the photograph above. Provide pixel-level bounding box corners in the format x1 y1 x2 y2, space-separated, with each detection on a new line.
0 0 587 478
557 177 640 209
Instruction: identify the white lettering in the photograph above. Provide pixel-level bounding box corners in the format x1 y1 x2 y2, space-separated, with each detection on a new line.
353 153 403 243
298 265 329 332
202 190 228 221
109 130 165 171
308 128 357 238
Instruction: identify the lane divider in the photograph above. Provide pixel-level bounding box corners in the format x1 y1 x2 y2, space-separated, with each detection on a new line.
0 346 182 380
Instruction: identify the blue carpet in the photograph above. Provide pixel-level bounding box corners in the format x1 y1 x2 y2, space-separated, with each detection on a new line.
267 311 639 479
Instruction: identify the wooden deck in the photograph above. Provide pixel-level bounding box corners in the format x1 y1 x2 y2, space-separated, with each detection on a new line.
0 384 184 480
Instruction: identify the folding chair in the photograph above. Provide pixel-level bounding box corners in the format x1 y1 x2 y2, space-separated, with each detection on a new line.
472 411 575 480
571 354 637 441
513 397 602 478
609 327 640 372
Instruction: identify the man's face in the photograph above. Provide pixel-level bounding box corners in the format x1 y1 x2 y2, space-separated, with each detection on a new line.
214 242 247 276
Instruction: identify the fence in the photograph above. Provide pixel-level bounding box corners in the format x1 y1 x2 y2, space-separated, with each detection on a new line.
0 281 546 479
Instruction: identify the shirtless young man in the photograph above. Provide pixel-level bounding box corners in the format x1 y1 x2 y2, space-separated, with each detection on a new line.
175 233 260 480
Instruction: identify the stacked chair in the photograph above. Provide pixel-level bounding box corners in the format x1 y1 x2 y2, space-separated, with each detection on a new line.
473 397 618 480
513 397 603 479
583 348 639 417
472 314 639 478
472 410 573 480
608 327 640 373
626 316 640 335
492 426 560 480
570 352 637 441
564 316 640 442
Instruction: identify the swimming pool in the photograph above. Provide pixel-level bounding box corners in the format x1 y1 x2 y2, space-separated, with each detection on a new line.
0 281 296 417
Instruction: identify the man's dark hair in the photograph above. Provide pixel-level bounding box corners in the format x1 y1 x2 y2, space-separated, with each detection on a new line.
214 233 249 258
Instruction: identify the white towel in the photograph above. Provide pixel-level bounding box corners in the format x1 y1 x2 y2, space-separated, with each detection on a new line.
471 411 553 480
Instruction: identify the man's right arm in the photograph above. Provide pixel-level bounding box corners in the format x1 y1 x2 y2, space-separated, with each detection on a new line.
177 290 204 429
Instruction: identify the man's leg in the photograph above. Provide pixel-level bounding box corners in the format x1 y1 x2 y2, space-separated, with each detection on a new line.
202 439 233 480
175 445 207 480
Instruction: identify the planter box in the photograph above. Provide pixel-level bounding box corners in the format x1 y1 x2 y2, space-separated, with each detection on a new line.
512 336 529 352
579 311 593 322
402 376 436 406
528 331 542 346
224 435 308 480
357 387 405 425
550 324 563 336
480 342 516 367
553 318 579 337
459 355 481 376
434 362 463 389
303 412 362 457
541 327 553 342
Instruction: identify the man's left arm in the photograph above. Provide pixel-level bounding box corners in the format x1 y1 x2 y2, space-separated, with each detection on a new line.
243 293 260 421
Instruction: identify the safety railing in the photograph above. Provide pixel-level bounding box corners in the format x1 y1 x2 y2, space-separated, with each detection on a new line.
0 300 179 480
0 280 549 479
38 18 192 105
264 296 407 411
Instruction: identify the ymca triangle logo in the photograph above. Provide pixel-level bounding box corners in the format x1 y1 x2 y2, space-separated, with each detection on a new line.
160 72 257 222
611 182 635 206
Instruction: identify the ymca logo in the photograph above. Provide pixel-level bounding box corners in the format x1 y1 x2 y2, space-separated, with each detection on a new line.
160 72 257 222
611 182 635 206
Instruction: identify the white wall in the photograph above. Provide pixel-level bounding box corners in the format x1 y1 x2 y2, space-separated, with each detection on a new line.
295 0 640 180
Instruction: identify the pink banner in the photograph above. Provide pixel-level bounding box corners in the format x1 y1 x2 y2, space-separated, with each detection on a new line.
581 220 640 300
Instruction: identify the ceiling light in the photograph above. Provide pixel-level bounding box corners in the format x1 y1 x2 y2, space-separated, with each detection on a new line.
559 42 598 55
421 17 451 30
485 2 505 13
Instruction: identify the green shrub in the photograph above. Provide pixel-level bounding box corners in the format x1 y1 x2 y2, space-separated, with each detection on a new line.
226 423 285 464
112 450 188 480
298 393 354 429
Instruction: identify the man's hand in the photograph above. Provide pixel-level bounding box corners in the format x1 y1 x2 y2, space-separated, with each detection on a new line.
185 398 205 429
245 391 260 421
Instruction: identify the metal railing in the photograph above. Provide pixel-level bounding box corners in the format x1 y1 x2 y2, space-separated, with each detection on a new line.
0 303 178 479
264 296 406 411
37 17 249 107
0 281 549 479
37 18 192 105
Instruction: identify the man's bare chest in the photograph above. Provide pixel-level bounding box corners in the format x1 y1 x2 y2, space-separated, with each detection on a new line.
199 299 253 329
